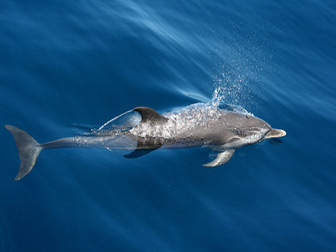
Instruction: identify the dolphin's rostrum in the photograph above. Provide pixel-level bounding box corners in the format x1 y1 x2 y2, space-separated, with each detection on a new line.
5 103 286 180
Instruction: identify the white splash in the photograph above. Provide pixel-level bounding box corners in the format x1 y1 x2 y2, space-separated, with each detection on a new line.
130 119 177 139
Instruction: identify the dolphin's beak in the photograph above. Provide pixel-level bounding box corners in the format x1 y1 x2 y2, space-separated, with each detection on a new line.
264 129 286 139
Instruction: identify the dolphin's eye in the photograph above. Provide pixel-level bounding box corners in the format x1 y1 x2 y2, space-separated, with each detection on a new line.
246 116 249 119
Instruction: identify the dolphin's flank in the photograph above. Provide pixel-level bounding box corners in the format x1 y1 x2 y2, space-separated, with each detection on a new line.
5 104 286 180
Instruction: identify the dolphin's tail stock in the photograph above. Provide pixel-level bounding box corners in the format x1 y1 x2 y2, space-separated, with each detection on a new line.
5 125 43 180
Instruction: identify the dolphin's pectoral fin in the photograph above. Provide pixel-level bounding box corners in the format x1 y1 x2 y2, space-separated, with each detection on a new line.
124 148 158 159
124 139 162 159
203 149 235 167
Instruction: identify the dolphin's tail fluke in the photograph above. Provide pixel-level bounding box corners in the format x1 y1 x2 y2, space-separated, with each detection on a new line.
5 125 43 180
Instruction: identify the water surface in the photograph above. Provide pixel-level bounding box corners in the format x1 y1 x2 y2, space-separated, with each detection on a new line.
1 0 336 251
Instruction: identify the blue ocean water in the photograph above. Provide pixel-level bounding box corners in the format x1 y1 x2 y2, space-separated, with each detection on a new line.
1 0 336 251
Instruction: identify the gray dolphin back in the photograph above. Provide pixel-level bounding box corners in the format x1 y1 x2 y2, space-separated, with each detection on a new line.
5 125 42 180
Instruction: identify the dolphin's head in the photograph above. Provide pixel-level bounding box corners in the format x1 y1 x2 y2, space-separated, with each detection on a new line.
245 115 287 140
221 112 286 147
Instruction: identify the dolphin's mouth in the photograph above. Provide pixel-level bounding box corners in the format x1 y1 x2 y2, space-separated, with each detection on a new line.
264 129 286 139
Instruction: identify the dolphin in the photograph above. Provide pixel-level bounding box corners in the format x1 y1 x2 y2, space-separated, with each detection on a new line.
5 103 286 180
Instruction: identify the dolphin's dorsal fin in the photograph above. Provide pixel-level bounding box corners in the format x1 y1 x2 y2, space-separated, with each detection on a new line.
133 107 168 123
